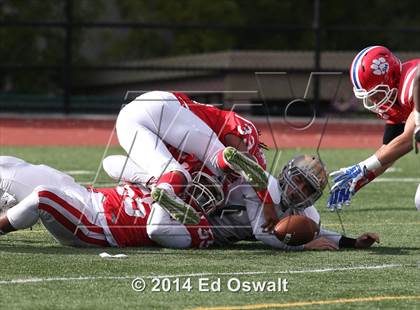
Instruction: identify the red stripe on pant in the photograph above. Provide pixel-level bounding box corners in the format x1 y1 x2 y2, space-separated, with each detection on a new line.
38 190 104 234
185 216 214 248
39 203 109 247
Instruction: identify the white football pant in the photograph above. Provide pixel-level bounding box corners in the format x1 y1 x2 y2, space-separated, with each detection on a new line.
116 91 225 182
102 155 153 184
2 156 195 248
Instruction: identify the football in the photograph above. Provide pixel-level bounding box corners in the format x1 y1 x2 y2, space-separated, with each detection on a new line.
274 215 320 246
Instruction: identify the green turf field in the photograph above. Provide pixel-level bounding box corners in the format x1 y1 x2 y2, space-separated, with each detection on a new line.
0 146 419 309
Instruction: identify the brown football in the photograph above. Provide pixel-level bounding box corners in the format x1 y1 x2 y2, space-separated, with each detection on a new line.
274 215 320 246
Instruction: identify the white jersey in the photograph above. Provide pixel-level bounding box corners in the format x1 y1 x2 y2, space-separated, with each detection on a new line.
209 179 341 250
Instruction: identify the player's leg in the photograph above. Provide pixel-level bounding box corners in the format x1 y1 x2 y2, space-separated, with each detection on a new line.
116 117 191 193
102 154 200 224
117 91 225 175
117 93 211 222
0 156 30 209
0 156 78 203
147 204 214 248
102 155 155 184
116 119 201 223
0 156 26 166
118 91 267 192
415 183 420 211
221 147 268 191
1 185 108 247
135 91 266 187
36 186 108 247
146 204 192 248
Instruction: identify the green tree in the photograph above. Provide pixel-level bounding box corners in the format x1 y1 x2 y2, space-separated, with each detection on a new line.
0 0 104 94
102 0 243 61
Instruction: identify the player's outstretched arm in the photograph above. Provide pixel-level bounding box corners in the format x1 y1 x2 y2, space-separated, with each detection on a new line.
304 232 379 250
354 232 380 249
327 158 393 211
328 116 415 212
375 111 415 165
303 237 338 250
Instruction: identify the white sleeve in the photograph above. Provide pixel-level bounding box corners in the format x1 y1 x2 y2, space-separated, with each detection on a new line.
302 205 342 246
242 185 304 251
319 227 342 246
266 173 281 204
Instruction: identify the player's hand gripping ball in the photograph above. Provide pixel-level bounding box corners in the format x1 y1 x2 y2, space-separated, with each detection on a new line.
274 215 319 246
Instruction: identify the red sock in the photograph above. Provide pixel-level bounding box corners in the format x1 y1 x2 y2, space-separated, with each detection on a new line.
215 149 233 172
156 171 187 196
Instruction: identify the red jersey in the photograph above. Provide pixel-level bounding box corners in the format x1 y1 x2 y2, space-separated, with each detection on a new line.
381 59 420 124
95 184 155 247
173 92 266 169
93 184 214 248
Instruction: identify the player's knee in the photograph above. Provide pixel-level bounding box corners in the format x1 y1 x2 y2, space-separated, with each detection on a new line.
39 210 94 247
414 184 420 211
33 186 63 209
102 155 125 180
33 185 58 196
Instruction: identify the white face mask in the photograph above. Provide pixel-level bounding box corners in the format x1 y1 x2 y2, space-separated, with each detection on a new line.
280 169 318 211
354 84 398 114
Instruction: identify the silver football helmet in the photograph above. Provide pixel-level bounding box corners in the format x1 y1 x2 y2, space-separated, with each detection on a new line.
184 172 224 215
278 154 327 210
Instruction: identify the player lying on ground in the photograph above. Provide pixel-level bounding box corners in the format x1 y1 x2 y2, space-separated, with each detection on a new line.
115 91 274 225
328 45 420 210
0 156 378 250
103 153 379 250
0 156 212 248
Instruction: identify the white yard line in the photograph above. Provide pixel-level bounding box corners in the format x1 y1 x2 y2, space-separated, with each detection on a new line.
373 177 420 183
64 170 94 175
0 264 405 285
383 167 402 173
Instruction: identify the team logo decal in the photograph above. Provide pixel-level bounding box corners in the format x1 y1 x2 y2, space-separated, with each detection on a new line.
371 57 389 75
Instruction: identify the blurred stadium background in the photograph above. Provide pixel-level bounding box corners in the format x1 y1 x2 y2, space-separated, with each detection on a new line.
1 0 420 117
2 2 420 309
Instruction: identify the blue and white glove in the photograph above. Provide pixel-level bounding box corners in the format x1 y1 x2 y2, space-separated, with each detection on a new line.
327 187 351 211
327 164 365 211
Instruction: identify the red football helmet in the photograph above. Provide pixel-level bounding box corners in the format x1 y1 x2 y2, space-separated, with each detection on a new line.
350 46 402 114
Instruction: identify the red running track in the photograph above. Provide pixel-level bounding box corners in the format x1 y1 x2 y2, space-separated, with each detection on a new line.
0 117 384 148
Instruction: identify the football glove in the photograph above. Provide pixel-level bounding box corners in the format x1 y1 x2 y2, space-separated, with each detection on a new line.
327 187 351 211
330 164 365 193
327 164 366 211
